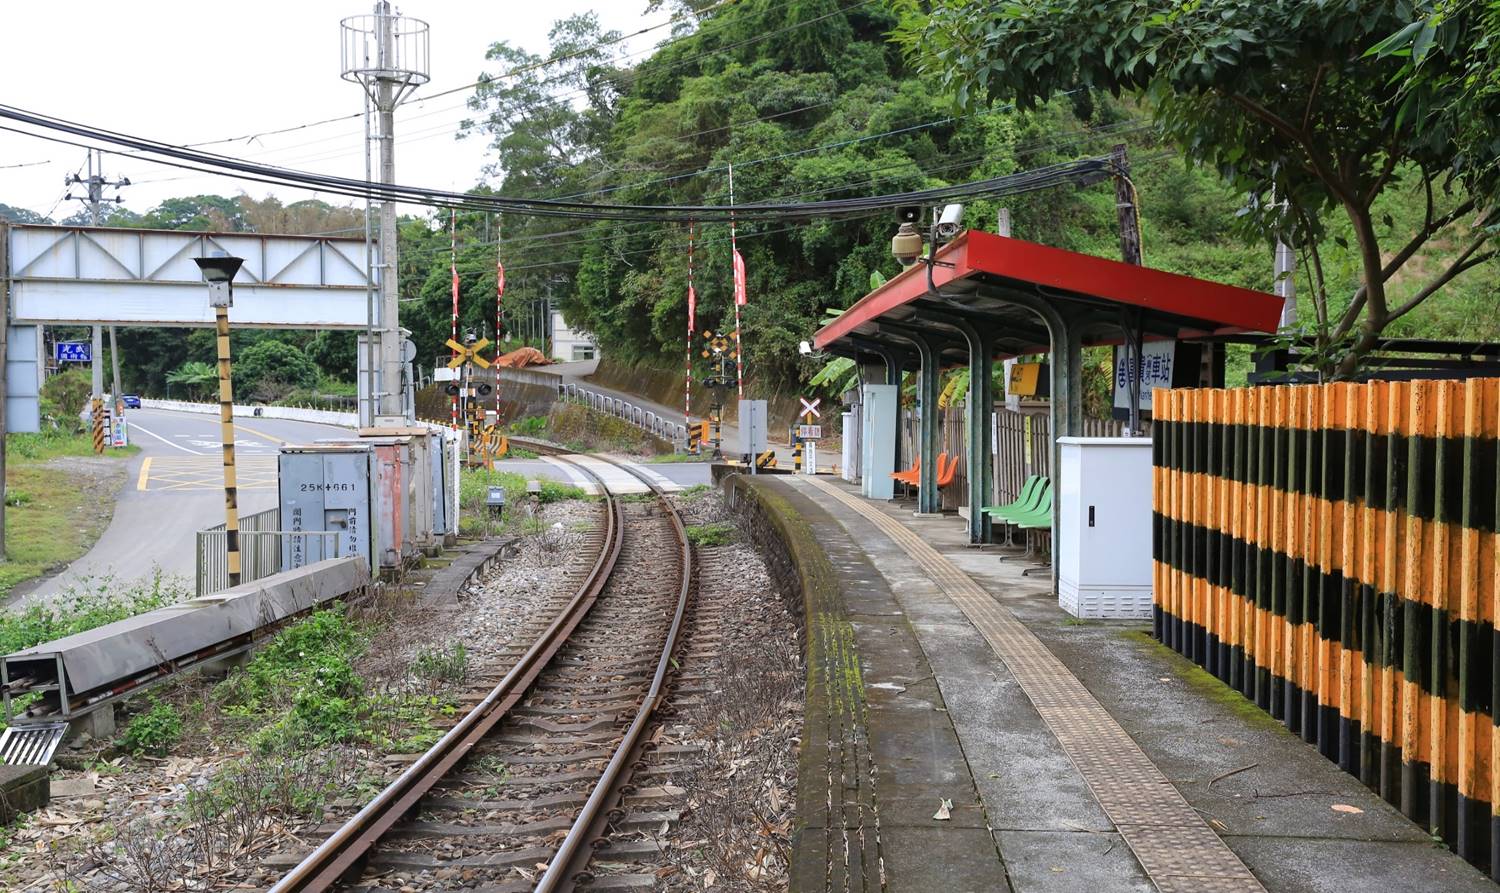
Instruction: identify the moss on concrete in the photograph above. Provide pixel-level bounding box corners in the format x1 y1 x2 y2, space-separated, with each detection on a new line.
1120 629 1286 731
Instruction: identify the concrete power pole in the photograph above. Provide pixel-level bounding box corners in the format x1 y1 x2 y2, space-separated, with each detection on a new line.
1275 239 1297 328
341 3 429 426
65 150 129 411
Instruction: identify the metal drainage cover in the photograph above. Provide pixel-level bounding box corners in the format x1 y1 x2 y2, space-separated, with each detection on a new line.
0 722 67 766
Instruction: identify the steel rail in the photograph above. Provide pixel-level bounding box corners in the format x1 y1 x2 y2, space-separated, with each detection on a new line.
536 459 694 892
267 452 624 892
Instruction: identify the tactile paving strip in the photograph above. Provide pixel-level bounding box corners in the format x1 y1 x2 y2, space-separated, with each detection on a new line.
801 477 1265 893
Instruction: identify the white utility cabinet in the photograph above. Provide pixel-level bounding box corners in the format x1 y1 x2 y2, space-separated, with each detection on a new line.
1057 436 1154 619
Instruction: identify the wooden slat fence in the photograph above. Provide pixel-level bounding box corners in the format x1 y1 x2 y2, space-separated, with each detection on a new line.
1152 380 1499 877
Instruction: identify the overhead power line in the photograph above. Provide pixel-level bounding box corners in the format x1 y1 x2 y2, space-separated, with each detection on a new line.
0 102 1114 224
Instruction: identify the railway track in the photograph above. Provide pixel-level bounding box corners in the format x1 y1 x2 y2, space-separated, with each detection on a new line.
267 448 696 892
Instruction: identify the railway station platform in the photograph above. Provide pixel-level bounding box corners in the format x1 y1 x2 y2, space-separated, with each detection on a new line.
723 472 1496 893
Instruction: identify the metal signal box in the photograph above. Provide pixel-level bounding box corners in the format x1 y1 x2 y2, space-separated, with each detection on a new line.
1056 437 1154 619
278 445 377 573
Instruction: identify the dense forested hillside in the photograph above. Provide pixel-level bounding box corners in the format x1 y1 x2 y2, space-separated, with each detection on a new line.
8 0 1497 399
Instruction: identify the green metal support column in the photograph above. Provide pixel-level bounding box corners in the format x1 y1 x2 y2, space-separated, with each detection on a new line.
917 311 994 543
879 324 947 515
912 332 941 513
964 326 995 542
995 295 1082 591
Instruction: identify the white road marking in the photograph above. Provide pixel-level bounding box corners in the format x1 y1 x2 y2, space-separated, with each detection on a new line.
564 455 652 494
539 456 601 495
130 421 205 455
608 457 682 492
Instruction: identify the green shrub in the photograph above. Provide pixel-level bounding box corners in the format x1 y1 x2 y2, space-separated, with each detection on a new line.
219 607 361 713
0 575 186 657
121 696 183 755
685 522 736 547
506 415 548 436
412 642 468 684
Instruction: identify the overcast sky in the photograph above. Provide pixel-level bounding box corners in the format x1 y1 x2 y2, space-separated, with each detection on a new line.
0 1 654 220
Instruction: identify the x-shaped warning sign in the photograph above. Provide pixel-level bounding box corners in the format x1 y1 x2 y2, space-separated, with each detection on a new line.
799 396 822 419
446 337 492 369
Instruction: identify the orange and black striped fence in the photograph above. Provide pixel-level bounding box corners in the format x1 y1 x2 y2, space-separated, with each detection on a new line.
1152 379 1499 877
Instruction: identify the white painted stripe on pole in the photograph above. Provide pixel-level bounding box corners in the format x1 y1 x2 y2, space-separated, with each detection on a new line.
539 456 601 495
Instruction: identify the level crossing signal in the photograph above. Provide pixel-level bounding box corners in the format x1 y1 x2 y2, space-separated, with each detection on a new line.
447 337 492 369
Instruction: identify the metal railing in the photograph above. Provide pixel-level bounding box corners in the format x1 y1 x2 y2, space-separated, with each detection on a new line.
557 382 689 447
195 507 340 595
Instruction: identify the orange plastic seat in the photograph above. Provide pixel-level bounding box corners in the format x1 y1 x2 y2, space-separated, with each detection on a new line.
936 453 958 488
890 456 920 483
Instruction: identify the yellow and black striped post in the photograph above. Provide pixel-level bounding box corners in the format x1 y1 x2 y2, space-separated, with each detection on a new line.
1153 379 1500 877
90 397 104 454
214 305 242 588
793 441 804 473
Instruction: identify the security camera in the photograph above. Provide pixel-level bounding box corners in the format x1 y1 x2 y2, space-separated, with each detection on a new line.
936 203 965 240
891 221 924 266
799 340 813 356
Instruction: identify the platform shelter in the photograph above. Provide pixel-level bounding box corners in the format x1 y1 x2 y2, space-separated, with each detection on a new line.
812 230 1285 546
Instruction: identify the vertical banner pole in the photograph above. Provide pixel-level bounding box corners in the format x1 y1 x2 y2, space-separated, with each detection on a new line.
495 213 505 421
450 209 460 430
686 221 696 448
728 164 745 401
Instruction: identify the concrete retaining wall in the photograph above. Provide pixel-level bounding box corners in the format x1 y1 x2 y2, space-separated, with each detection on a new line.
143 398 357 427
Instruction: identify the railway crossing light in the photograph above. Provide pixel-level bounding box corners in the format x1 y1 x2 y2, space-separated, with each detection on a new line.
195 253 246 587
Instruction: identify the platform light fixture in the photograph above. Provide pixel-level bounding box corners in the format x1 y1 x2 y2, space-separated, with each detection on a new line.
196 252 246 587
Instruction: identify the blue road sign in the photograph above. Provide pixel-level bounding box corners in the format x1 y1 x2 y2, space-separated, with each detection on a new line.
55 341 91 363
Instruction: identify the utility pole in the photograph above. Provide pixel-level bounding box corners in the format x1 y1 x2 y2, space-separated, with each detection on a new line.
1110 144 1142 266
65 149 129 418
1275 240 1297 328
341 3 429 425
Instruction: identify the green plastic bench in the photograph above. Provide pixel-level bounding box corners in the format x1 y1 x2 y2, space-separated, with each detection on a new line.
985 476 1049 522
1010 484 1053 528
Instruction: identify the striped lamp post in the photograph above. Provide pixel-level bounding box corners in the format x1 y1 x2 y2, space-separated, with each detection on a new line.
194 253 246 588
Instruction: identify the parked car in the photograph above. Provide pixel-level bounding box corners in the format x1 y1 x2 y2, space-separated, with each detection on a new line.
122 394 141 409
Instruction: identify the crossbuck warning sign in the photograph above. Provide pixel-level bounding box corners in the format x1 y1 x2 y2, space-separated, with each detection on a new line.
799 396 821 419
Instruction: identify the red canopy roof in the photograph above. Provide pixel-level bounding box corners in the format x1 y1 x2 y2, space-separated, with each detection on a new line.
815 231 1285 352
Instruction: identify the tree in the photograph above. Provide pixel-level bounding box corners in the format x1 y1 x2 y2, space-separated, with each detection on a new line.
0 202 51 224
234 340 319 401
892 0 1500 376
165 361 217 401
139 195 246 231
1372 1 1500 204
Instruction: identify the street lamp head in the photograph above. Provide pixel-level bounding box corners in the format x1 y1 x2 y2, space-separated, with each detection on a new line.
194 254 244 284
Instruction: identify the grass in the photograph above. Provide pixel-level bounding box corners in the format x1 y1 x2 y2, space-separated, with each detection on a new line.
645 451 710 464
457 467 589 537
0 573 189 729
684 522 737 547
2 430 140 600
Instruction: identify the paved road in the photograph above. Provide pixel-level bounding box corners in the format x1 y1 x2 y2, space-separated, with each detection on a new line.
10 408 355 608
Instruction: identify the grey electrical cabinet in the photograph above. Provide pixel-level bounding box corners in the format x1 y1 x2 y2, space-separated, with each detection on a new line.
278 445 377 573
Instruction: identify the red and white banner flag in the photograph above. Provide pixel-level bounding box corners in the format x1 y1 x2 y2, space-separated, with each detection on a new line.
732 249 747 306
687 284 696 333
